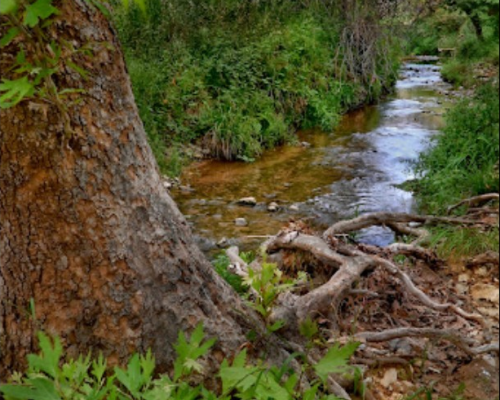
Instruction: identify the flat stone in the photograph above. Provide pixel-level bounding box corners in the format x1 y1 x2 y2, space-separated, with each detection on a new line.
235 218 249 227
268 202 279 212
471 284 500 304
290 204 300 212
381 368 398 388
237 197 257 207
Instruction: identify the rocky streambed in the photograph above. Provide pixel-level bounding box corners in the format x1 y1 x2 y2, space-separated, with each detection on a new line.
172 60 457 253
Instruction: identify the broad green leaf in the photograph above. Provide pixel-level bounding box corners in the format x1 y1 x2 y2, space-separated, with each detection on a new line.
26 333 63 378
0 77 35 108
1 384 37 399
115 354 144 395
24 0 58 28
30 378 61 400
314 342 360 383
0 0 17 14
0 27 21 48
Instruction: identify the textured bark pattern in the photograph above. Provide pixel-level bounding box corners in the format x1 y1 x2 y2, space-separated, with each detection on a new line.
0 1 254 380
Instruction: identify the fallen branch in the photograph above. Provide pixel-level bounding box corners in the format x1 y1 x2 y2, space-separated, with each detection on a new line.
447 193 500 215
387 243 440 265
348 327 499 356
324 212 486 240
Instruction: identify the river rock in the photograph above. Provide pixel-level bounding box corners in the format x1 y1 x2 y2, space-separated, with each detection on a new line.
163 181 172 190
290 204 300 212
235 218 249 227
237 197 257 207
471 284 500 304
217 237 229 248
268 202 279 212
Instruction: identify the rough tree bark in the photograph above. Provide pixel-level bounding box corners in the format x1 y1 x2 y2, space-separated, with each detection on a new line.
0 1 263 380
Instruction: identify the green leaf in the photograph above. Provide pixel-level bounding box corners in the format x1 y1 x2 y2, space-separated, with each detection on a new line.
268 320 286 333
30 378 61 400
0 77 35 108
24 0 58 28
0 0 17 14
1 384 37 399
0 27 21 48
67 61 89 79
114 354 144 395
314 342 360 383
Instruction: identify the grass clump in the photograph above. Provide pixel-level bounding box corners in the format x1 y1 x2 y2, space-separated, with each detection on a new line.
428 226 499 259
415 81 499 214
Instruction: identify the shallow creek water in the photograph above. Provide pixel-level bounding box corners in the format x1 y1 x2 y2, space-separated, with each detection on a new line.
173 61 455 252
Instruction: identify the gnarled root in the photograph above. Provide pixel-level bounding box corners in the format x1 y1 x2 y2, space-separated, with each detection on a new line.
345 328 499 356
447 193 499 215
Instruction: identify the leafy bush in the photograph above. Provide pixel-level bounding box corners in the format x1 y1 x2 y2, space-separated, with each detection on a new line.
415 80 500 214
114 0 399 173
0 328 361 400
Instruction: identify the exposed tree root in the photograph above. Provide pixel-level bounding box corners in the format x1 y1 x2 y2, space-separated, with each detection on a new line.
227 210 499 397
323 212 487 241
447 193 500 215
346 328 499 356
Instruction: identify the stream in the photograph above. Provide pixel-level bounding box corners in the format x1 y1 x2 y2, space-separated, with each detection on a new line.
173 60 456 253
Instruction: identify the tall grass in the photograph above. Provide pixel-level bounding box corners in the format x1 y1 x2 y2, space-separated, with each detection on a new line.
114 0 399 174
415 81 499 214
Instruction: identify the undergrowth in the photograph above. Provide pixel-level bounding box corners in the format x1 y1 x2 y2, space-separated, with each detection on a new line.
407 5 499 88
428 226 500 259
114 0 399 175
1 288 362 400
415 81 500 214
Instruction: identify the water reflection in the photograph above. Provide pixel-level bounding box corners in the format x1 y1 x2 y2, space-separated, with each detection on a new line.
173 61 454 250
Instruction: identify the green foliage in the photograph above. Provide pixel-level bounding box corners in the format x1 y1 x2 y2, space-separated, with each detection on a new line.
173 324 217 381
1 329 361 400
313 343 361 384
427 226 499 259
212 253 247 295
115 0 399 170
415 80 500 214
407 9 466 56
244 259 304 325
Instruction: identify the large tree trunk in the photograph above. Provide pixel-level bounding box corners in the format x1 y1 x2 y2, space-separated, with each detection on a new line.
0 0 259 380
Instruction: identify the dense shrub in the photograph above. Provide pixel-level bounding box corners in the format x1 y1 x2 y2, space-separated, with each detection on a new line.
114 0 399 173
